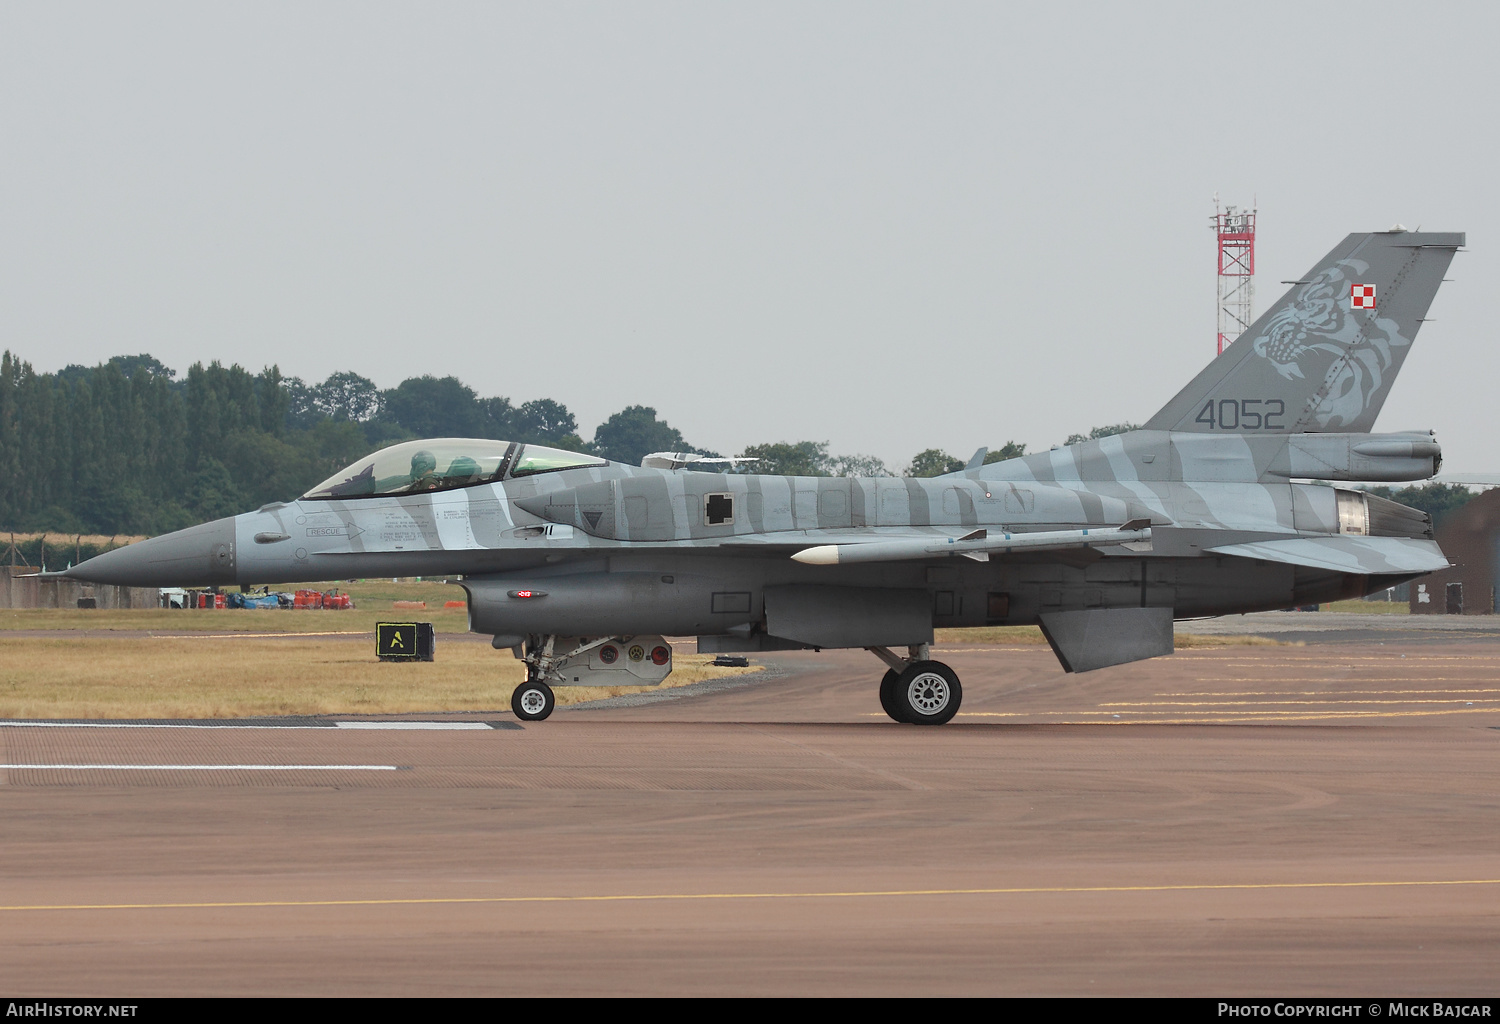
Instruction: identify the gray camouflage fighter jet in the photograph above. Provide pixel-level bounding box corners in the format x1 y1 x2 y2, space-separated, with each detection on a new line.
63 228 1463 724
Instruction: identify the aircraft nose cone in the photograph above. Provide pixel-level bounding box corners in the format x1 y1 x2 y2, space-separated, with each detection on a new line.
63 517 238 587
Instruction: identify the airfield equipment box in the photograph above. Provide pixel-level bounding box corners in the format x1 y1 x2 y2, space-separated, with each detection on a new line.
376 621 435 662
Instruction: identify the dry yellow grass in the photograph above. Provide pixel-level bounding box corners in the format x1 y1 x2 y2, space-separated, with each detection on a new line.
3 531 148 548
1 606 473 634
1319 599 1409 614
1173 633 1290 648
0 635 754 719
935 626 1049 644
4 576 1285 719
6 600 1285 651
2 580 474 633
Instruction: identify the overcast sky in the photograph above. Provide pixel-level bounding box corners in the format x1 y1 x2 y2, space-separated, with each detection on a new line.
2 2 1495 472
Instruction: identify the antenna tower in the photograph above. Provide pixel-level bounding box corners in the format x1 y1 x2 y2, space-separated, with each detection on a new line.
1212 197 1256 355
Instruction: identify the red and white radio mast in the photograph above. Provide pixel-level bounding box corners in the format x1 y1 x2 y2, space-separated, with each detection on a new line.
1212 197 1256 355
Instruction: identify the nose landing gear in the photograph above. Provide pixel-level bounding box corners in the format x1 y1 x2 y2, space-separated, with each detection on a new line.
869 645 962 725
511 677 556 721
509 633 667 721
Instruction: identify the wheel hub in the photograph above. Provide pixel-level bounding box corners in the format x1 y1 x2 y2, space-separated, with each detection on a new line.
906 672 950 715
519 687 548 715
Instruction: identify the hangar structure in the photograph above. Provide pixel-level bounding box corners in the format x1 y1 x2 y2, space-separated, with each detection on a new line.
1411 489 1500 615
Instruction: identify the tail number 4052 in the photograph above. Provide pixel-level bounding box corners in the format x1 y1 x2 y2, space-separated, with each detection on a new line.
1196 398 1285 430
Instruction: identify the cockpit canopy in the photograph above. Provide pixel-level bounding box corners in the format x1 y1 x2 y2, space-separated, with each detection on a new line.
301 438 607 500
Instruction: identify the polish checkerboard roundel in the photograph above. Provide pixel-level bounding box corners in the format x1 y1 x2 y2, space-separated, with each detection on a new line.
1350 282 1377 309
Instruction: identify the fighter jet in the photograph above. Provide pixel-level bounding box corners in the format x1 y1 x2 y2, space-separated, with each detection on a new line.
63 228 1462 724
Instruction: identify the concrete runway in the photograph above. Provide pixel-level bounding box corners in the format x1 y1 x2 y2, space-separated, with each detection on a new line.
2 618 1498 996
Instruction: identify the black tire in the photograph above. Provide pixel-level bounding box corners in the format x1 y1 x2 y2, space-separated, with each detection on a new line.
511 679 556 721
878 669 908 723
894 661 961 725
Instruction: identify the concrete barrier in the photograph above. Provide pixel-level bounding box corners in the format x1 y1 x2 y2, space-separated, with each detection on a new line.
0 569 158 610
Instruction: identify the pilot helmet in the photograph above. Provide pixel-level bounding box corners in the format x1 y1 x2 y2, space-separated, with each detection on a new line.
410 449 438 477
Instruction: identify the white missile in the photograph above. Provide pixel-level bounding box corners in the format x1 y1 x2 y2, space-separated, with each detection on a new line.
791 521 1152 566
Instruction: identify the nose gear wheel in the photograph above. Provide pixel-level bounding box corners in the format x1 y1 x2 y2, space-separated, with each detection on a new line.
511 679 556 721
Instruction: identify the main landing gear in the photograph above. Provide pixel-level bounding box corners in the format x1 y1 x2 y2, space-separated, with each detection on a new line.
868 645 962 725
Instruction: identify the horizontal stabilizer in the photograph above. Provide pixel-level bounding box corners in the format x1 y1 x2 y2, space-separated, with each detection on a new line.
1038 607 1174 674
1205 536 1449 574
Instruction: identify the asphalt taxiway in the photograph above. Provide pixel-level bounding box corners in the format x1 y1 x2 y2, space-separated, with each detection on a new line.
1 615 1497 996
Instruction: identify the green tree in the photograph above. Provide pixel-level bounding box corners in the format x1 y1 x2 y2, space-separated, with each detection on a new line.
379 375 487 437
360 418 415 450
223 431 315 507
280 376 318 427
1364 482 1481 528
0 352 26 526
294 419 380 494
185 456 242 521
830 454 890 477
313 371 380 422
1065 423 1140 446
738 441 829 476
982 441 1028 464
254 366 289 437
0 350 616 533
906 449 965 477
479 396 515 438
105 354 177 382
591 406 686 465
551 433 595 456
513 398 577 445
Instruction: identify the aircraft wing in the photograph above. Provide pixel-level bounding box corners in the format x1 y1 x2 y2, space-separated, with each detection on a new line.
1204 536 1449 574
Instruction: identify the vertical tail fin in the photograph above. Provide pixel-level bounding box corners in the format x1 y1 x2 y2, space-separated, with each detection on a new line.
1146 230 1463 434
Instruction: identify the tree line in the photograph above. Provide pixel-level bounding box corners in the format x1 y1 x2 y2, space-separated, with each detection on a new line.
0 351 1008 535
0 352 676 534
1 351 1476 535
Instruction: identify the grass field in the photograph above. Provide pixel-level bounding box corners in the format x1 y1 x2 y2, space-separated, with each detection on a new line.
0 629 1280 720
3 530 149 551
0 635 753 719
1 606 473 634
1 578 1318 718
1319 599 1409 614
2 579 472 633
0 620 1285 721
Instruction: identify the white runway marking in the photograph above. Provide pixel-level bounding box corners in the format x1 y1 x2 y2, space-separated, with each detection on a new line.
333 722 493 730
0 722 332 730
0 721 497 730
0 764 400 771
155 631 369 639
